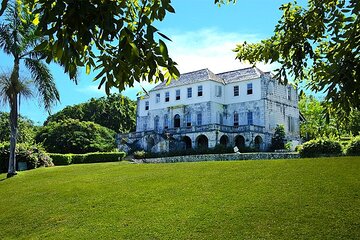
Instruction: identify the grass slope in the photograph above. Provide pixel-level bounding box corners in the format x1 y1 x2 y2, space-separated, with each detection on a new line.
0 157 359 239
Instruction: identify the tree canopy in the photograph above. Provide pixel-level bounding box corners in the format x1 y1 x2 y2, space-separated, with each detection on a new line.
45 94 136 133
36 119 116 154
0 0 234 94
22 0 179 94
234 0 359 117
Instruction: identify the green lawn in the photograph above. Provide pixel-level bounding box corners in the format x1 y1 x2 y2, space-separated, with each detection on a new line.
0 157 359 239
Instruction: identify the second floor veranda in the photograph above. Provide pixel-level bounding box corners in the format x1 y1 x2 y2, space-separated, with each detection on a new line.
119 123 265 139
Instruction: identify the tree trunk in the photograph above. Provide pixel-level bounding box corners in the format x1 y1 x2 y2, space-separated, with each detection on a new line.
7 61 19 178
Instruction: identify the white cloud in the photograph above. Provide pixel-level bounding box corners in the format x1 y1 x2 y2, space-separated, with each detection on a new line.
165 28 275 73
104 28 278 100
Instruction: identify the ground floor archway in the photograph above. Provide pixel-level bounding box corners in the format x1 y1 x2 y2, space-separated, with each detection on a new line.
254 135 263 150
219 135 229 147
196 135 208 149
234 135 245 149
182 136 192 150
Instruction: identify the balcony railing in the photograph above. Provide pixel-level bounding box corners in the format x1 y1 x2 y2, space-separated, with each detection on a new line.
118 124 265 140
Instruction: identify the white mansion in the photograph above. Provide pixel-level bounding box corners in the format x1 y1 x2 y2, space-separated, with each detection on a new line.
117 67 300 152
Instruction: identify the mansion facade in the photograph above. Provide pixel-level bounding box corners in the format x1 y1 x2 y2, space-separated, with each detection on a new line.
117 67 300 153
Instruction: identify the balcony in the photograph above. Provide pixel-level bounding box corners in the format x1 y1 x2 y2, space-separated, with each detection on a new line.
163 124 265 135
118 124 265 141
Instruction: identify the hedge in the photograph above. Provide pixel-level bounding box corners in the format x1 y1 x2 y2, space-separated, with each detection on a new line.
346 136 360 155
49 154 72 166
49 152 126 166
299 138 343 158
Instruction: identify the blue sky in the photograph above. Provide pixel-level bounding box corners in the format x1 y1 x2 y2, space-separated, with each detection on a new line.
0 0 305 124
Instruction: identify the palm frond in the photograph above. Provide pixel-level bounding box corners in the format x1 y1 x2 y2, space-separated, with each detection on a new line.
0 72 33 107
0 73 11 106
24 58 60 113
0 23 14 55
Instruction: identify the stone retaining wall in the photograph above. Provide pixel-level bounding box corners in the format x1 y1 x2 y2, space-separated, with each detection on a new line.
138 152 300 163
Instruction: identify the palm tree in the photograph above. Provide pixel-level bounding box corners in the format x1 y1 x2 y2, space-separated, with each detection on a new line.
0 3 60 178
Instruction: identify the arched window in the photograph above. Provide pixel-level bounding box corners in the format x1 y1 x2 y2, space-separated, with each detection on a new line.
174 114 181 128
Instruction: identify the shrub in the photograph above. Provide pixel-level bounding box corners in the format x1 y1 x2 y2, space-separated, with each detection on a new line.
0 142 53 173
294 145 303 152
299 138 343 158
346 136 360 155
134 150 146 159
49 153 72 165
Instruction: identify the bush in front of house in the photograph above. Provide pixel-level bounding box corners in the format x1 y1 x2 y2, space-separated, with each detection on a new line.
271 124 286 151
299 138 343 158
345 135 360 155
134 150 146 159
0 142 53 173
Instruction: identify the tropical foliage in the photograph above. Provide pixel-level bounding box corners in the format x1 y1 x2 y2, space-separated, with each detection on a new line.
234 0 359 118
0 3 59 177
19 0 179 94
0 142 53 173
45 94 136 133
299 94 360 140
36 119 116 154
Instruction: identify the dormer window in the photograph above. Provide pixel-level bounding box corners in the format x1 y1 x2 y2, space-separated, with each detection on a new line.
145 101 149 110
247 83 253 95
165 92 170 102
198 85 203 97
176 89 181 100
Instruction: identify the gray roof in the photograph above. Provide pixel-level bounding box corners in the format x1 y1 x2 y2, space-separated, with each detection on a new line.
152 68 225 91
216 67 264 84
151 67 266 91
